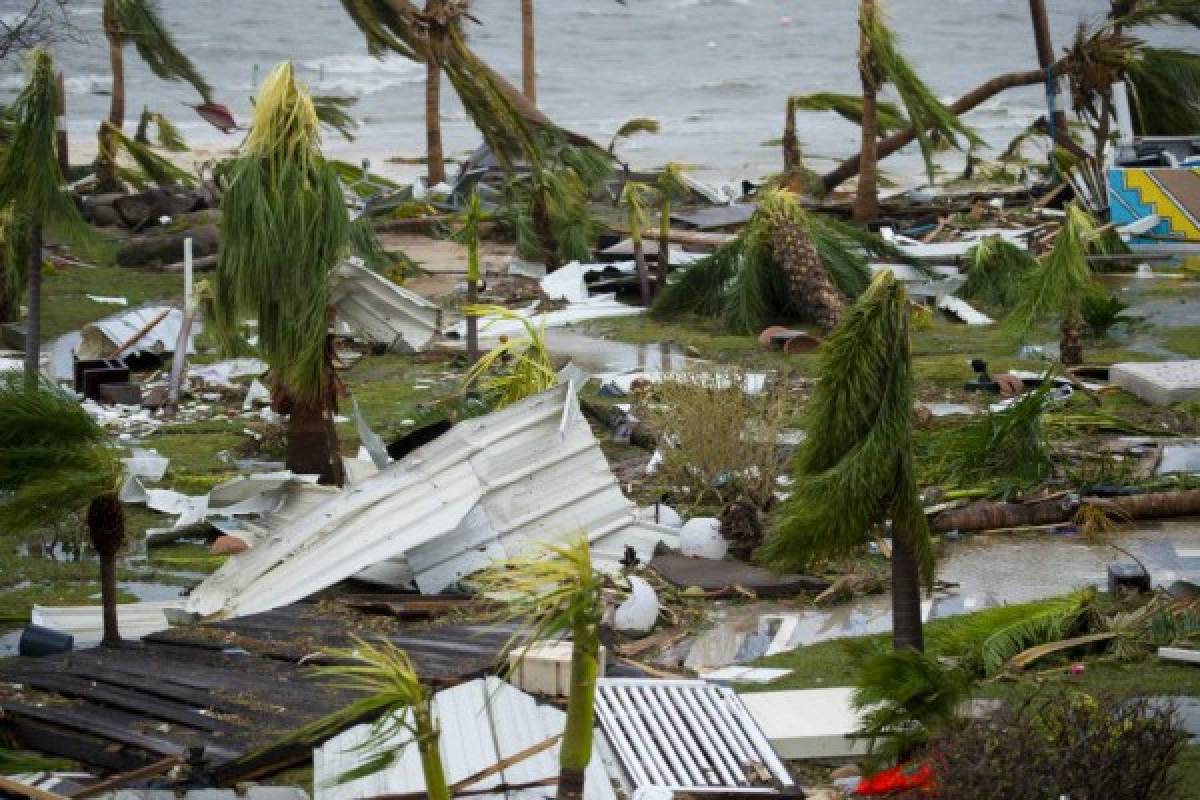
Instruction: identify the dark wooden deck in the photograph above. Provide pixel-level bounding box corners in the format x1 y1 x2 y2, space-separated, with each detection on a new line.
0 598 516 785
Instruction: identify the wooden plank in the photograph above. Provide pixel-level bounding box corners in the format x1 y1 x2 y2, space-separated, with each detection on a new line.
7 672 240 733
56 664 245 711
0 776 70 800
1159 646 1200 665
0 715 157 773
68 757 180 799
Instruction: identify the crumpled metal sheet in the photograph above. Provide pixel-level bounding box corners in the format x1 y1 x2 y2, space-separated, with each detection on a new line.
329 258 442 352
78 305 199 359
185 382 679 618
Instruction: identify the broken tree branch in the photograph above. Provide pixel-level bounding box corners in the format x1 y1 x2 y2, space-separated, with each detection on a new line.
929 489 1200 533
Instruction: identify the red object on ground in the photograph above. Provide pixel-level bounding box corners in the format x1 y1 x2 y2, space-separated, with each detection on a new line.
855 762 935 796
193 102 238 133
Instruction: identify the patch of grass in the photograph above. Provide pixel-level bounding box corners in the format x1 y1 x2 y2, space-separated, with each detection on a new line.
0 748 76 773
0 581 139 628
149 421 245 494
1163 326 1200 358
145 541 227 574
339 353 464 447
40 263 183 341
585 315 807 372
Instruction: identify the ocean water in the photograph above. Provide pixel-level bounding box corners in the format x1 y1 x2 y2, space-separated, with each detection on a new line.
0 0 1193 184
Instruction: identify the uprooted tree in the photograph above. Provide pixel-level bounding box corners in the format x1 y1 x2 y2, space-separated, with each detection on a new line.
653 188 906 334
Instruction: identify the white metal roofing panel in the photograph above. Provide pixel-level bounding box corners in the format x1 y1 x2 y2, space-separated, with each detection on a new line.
330 259 442 352
31 602 178 647
314 677 616 800
594 678 794 794
78 306 196 358
186 384 678 618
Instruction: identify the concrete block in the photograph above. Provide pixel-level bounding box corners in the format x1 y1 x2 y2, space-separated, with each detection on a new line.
738 687 870 760
508 640 606 698
1112 361 1200 407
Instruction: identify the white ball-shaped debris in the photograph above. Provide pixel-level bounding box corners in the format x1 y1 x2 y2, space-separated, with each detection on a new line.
679 517 728 560
636 504 684 529
614 576 660 634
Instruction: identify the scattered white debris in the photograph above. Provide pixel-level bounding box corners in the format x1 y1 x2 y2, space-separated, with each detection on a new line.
738 687 871 760
614 576 660 634
1112 360 1200 407
189 357 269 388
86 295 128 306
938 295 994 326
679 517 728 560
701 666 793 684
329 258 442 352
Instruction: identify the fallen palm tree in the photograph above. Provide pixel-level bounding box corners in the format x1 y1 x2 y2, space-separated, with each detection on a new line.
929 489 1200 533
652 188 907 334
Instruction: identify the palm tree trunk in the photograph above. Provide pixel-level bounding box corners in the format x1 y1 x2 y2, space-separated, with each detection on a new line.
634 235 650 307
466 274 479 364
23 223 42 388
424 8 447 187
853 1 880 223
1028 0 1092 163
782 97 800 175
1060 314 1085 366
86 492 125 648
558 621 599 800
890 526 924 652
414 707 450 800
98 0 124 192
287 397 345 486
521 0 536 104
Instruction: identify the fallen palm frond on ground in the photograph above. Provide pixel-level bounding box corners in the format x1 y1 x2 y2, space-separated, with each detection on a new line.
462 305 556 410
920 382 1055 493
653 189 909 333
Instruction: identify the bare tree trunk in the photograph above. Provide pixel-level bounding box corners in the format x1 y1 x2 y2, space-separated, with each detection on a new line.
425 1 447 186
930 490 1200 533
287 384 345 486
97 0 124 192
1028 0 1092 163
890 526 925 652
521 0 536 104
466 273 479 364
853 1 880 223
23 223 42 388
822 60 1069 193
782 97 800 174
86 493 126 648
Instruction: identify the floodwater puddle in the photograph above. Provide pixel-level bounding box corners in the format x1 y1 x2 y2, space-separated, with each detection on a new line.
670 519 1200 670
545 329 694 375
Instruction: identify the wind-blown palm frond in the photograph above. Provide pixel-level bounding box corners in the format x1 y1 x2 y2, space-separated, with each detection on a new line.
652 234 743 319
0 50 85 235
462 305 556 409
859 3 982 181
111 0 212 102
215 62 350 404
135 108 188 151
761 270 933 585
313 94 359 142
309 638 448 795
959 235 1038 311
1012 204 1105 333
791 92 908 136
1112 0 1200 28
608 116 660 154
0 374 122 534
1125 46 1200 136
102 121 195 186
0 208 30 322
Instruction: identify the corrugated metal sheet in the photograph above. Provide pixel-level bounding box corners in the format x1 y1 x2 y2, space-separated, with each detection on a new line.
186 383 678 618
314 677 616 800
330 258 442 352
31 602 178 647
594 679 794 794
78 306 197 358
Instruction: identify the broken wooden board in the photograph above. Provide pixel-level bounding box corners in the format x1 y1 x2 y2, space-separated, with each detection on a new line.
648 552 831 596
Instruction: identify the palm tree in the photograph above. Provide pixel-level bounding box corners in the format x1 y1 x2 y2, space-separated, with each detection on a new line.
853 0 980 221
1012 204 1109 366
214 63 350 485
0 208 30 325
0 49 87 386
459 191 483 363
522 0 536 103
759 271 932 652
472 538 604 800
621 181 653 305
313 638 450 800
96 0 211 190
0 375 126 646
462 305 555 408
